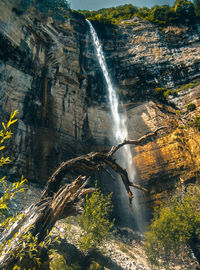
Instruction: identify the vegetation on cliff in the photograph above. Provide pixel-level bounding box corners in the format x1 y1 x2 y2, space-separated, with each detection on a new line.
194 0 200 16
0 111 27 222
78 0 199 26
144 184 200 267
155 77 200 101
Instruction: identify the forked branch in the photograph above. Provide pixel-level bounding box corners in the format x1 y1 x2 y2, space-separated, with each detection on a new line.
108 126 167 157
41 126 165 203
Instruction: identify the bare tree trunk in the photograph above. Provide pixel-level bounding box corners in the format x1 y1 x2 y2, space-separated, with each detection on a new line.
0 127 165 269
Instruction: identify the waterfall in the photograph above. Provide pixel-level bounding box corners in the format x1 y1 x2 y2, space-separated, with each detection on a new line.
87 20 145 231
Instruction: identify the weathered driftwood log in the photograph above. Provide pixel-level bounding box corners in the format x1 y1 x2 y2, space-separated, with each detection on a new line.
41 127 166 203
0 176 94 269
0 127 165 269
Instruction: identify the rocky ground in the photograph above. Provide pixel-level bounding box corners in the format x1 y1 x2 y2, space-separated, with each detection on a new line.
0 180 199 269
51 219 199 270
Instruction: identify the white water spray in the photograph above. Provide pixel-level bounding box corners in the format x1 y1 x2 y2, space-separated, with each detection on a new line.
87 20 145 230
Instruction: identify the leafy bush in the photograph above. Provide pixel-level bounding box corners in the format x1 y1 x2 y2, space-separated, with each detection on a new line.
144 184 200 267
174 77 200 92
79 1 197 26
174 0 195 23
136 7 150 19
154 87 167 101
155 78 200 102
186 103 196 111
0 112 52 269
190 116 200 131
194 0 200 16
78 185 114 252
147 5 177 25
49 251 79 270
79 4 139 24
0 111 27 222
89 261 104 270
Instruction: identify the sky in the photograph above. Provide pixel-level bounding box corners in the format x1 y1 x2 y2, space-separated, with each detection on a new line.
70 0 175 11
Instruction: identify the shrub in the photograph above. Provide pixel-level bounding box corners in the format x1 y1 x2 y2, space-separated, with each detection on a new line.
49 251 79 270
174 0 195 23
174 78 200 93
154 87 169 101
79 1 197 26
79 4 139 24
0 111 27 222
89 261 104 270
190 116 200 131
147 5 177 25
194 0 200 16
136 7 150 19
144 184 200 267
78 185 114 252
186 103 196 111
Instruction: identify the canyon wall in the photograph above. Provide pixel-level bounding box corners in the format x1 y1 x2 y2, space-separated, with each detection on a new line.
0 0 200 211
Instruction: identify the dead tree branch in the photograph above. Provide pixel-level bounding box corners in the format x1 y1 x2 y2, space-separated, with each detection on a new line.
0 127 165 269
108 126 167 157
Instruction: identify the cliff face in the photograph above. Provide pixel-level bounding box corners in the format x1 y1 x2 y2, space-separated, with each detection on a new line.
0 0 200 209
95 17 200 101
0 0 92 182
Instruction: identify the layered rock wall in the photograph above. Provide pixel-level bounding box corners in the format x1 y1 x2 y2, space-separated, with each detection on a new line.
0 1 200 210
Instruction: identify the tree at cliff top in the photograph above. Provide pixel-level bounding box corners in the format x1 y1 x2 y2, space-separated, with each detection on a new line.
147 5 177 25
79 0 197 26
0 125 165 269
194 0 200 16
174 0 195 23
144 184 200 268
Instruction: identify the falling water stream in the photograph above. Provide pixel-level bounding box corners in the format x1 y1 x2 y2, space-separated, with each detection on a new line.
87 20 145 231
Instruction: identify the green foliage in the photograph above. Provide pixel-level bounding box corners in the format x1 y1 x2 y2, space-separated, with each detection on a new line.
194 0 200 16
11 233 42 268
154 87 168 101
190 116 200 131
50 251 74 270
0 111 18 147
174 0 195 23
0 176 27 222
0 112 63 269
1 226 60 270
174 77 200 92
186 102 196 111
0 111 27 222
144 184 200 267
50 252 68 270
89 261 104 270
79 0 197 26
78 185 114 252
136 7 150 19
0 111 40 269
147 5 177 25
79 4 139 24
154 77 200 101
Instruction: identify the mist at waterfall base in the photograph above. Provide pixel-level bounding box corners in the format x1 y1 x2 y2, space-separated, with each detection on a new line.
87 20 146 232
